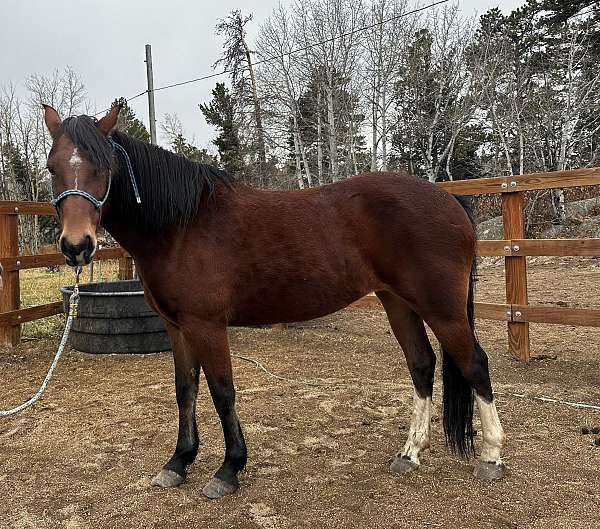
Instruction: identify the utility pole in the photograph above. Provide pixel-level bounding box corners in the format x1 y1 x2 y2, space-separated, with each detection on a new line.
145 44 157 144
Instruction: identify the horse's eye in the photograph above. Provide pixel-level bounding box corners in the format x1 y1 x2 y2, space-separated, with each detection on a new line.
47 166 55 175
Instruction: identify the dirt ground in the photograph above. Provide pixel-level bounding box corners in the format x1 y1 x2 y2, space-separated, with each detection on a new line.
1 259 599 529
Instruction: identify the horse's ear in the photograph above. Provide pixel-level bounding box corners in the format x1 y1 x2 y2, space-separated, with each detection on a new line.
97 103 123 137
42 104 61 137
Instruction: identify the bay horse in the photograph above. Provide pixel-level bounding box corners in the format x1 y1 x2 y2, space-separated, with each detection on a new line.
42 104 506 499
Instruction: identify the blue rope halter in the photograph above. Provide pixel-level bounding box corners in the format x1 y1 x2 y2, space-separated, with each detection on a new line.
107 137 142 204
51 137 141 212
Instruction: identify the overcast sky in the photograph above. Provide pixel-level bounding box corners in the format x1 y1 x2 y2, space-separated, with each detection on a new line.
1 0 523 149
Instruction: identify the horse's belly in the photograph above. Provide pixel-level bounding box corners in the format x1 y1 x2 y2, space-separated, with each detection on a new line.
228 277 376 326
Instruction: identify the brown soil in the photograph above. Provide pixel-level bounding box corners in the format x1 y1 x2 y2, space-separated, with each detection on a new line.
1 260 599 529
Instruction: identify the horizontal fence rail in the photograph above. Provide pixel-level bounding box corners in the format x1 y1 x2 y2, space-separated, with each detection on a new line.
350 297 600 328
0 201 56 216
0 166 599 359
477 239 600 257
437 167 600 195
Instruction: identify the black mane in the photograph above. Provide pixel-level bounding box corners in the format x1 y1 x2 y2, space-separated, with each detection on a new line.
58 115 234 232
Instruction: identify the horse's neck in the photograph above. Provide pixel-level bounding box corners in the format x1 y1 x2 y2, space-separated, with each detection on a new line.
100 206 164 262
101 217 141 259
101 167 236 262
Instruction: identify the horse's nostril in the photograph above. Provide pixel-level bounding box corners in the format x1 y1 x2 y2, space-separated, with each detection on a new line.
60 235 94 265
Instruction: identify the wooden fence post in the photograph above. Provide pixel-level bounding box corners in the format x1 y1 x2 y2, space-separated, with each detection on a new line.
502 191 530 361
118 254 134 280
0 212 20 346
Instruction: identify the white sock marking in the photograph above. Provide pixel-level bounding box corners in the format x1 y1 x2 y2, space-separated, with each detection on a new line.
475 394 505 465
400 388 431 465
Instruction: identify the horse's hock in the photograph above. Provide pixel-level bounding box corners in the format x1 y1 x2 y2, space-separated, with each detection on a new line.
60 280 170 354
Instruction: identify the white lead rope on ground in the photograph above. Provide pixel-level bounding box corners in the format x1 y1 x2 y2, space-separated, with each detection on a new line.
496 391 600 412
0 270 80 418
233 353 600 413
3 277 598 416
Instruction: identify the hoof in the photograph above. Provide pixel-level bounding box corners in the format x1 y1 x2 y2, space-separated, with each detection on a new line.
390 455 419 475
202 477 238 499
474 461 507 481
151 469 185 488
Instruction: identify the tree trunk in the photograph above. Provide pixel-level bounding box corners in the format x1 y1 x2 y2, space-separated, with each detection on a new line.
325 76 338 181
518 128 524 175
408 130 414 175
350 130 358 176
425 129 436 183
371 86 378 171
292 115 304 189
297 131 312 187
317 87 324 186
491 105 514 176
347 118 358 176
381 87 387 171
445 136 455 181
242 38 267 166
553 121 571 223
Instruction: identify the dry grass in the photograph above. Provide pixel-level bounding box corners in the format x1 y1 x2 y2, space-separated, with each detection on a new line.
19 261 121 339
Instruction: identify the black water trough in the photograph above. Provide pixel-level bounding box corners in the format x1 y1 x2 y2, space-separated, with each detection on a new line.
60 280 171 354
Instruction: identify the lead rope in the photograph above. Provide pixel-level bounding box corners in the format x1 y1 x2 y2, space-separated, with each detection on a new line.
0 266 82 417
107 137 142 204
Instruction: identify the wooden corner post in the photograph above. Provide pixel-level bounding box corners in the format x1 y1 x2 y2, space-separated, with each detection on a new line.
0 212 21 346
502 191 530 361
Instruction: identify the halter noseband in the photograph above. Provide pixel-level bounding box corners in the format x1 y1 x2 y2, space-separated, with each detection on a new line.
51 137 141 212
51 173 112 211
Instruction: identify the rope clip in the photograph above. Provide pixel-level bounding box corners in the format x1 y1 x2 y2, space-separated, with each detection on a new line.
69 266 83 317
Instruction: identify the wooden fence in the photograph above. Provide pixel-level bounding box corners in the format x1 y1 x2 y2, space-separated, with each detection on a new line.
443 167 600 361
0 201 133 346
352 167 600 362
1 167 600 360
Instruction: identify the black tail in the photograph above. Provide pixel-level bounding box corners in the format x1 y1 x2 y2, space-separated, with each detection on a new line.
454 194 477 331
442 195 477 458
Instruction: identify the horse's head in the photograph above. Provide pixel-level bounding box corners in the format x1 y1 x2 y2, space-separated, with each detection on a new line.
43 104 122 266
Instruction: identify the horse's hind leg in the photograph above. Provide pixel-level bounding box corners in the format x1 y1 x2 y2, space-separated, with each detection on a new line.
426 314 506 481
377 291 436 474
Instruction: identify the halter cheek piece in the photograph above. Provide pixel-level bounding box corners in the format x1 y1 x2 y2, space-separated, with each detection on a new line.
50 137 141 212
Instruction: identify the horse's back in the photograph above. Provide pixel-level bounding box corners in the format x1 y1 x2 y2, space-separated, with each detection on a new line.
220 172 474 324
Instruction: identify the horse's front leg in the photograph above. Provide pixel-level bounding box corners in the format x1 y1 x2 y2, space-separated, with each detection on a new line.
186 321 247 499
152 323 200 488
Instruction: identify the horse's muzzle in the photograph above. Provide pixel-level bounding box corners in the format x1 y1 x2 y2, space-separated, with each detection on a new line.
60 235 94 267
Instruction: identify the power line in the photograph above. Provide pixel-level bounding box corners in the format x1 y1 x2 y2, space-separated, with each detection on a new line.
94 0 448 117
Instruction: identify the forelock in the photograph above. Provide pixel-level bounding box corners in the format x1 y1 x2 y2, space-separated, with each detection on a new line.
57 115 113 172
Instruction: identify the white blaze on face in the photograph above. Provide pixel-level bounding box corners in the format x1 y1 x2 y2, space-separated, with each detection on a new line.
400 388 432 465
69 147 83 189
475 394 505 464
